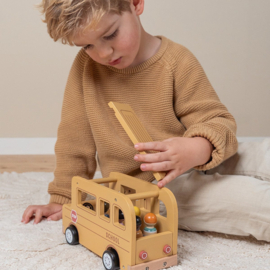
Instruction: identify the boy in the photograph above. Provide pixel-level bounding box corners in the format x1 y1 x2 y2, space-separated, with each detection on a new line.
23 0 262 240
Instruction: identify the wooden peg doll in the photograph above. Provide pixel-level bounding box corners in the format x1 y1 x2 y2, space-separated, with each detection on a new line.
134 206 141 217
136 215 143 238
119 209 125 225
143 213 157 236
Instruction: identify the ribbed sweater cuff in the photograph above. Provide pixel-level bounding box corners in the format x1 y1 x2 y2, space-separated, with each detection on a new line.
49 195 71 205
183 127 226 171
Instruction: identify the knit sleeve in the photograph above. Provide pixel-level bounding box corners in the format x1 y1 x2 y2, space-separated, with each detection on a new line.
173 46 238 171
48 49 97 204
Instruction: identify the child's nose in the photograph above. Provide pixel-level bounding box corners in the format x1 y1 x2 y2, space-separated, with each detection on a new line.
98 45 113 60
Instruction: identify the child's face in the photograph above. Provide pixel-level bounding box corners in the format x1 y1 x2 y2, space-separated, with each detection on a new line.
73 5 142 69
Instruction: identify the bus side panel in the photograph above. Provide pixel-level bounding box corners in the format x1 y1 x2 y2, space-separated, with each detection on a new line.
78 224 133 269
77 218 105 258
75 207 133 263
62 204 72 234
135 232 173 264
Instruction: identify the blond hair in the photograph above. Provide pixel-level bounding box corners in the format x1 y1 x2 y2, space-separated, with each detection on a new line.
36 0 132 45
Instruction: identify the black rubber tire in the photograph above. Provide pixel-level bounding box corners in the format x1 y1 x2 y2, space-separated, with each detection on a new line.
83 202 94 210
65 225 79 245
102 248 120 270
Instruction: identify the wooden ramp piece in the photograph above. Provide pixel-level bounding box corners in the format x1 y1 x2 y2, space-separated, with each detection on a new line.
108 101 165 181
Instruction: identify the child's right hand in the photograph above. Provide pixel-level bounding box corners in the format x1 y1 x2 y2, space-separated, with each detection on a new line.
21 203 62 224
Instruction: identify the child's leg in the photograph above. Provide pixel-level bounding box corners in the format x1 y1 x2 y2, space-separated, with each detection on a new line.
155 170 270 242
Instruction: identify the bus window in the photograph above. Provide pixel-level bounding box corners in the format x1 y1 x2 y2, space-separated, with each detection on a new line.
159 199 167 218
100 199 110 221
78 190 96 213
113 206 125 229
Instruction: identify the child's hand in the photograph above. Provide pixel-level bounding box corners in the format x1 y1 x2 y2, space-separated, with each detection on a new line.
21 203 63 224
134 137 213 188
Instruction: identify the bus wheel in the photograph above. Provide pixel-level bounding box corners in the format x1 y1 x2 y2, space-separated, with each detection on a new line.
65 225 79 245
102 248 120 270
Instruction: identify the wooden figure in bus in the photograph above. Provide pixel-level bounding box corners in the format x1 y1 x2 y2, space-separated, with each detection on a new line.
104 202 110 213
119 209 124 225
136 216 143 239
143 213 158 236
134 206 141 217
83 202 94 210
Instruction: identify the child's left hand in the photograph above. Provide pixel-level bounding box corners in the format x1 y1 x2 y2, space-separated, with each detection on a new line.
134 137 213 188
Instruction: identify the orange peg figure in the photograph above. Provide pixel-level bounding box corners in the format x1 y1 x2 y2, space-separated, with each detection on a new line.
143 213 157 236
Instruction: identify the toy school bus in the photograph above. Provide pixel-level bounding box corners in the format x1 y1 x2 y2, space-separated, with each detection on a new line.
62 172 178 270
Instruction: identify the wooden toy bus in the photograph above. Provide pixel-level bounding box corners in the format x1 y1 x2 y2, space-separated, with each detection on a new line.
62 172 178 270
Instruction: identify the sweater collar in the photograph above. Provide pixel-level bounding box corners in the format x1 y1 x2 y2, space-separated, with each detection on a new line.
106 35 168 74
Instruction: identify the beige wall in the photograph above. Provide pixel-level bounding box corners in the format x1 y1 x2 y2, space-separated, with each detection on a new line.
1 0 269 137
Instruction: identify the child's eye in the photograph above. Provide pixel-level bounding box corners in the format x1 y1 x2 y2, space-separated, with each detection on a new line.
83 29 118 50
104 29 118 41
83 44 93 50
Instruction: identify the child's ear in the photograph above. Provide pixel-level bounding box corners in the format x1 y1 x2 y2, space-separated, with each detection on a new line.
131 0 145 16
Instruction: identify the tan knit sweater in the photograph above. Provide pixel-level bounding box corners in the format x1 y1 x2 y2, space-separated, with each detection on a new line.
49 35 238 204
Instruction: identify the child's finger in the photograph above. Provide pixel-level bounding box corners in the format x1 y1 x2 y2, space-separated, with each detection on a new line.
134 152 168 163
140 161 172 172
134 141 167 152
47 210 62 221
21 205 32 221
157 170 177 188
34 209 43 224
22 206 36 223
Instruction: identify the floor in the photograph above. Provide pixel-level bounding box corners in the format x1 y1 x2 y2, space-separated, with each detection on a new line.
1 163 269 269
0 155 100 173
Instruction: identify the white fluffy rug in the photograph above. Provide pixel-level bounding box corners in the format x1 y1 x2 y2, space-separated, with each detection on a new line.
1 172 269 270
